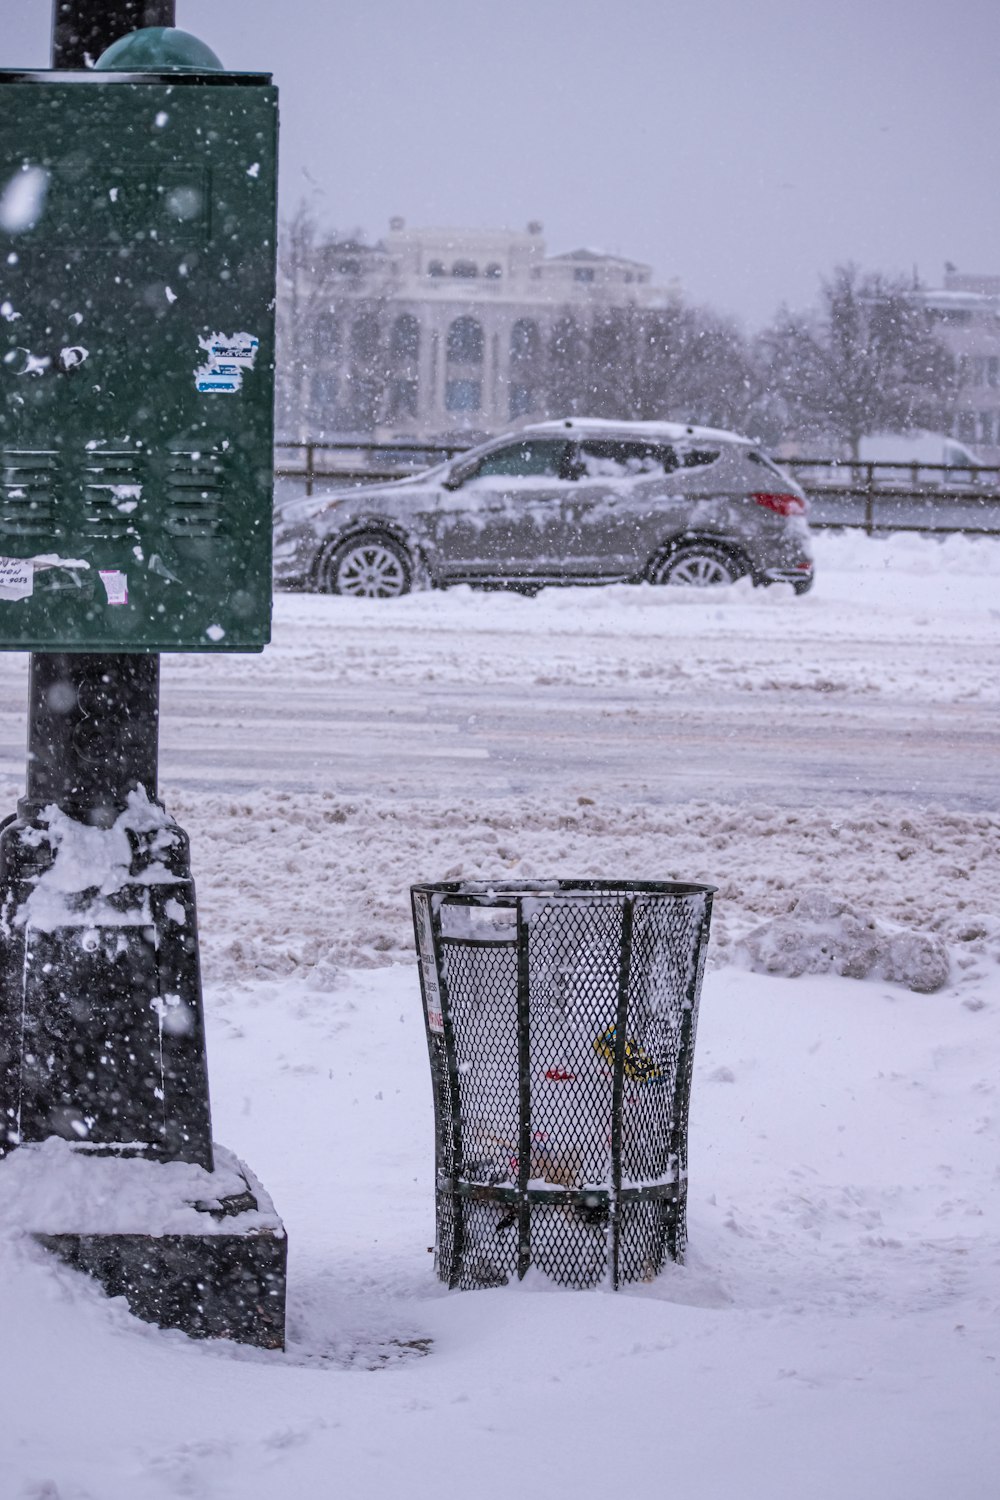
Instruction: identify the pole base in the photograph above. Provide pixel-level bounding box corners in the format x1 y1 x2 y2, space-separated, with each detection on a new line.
4 1139 286 1349
0 792 214 1167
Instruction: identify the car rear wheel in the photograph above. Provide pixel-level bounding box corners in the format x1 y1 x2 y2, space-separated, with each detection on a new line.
318 534 412 598
649 543 742 588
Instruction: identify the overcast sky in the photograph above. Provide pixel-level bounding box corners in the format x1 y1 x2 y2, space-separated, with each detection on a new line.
7 0 999 327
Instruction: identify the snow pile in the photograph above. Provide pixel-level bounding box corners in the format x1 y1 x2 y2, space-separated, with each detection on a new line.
738 885 950 992
0 1139 281 1238
148 790 997 991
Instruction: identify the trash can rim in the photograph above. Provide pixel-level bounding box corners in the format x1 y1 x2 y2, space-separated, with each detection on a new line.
411 877 717 904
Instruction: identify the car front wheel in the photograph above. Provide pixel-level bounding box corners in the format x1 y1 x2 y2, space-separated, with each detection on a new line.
318 534 412 598
648 543 742 588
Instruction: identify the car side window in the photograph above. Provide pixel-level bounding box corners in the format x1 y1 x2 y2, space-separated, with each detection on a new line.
579 440 677 477
677 447 721 469
474 440 571 478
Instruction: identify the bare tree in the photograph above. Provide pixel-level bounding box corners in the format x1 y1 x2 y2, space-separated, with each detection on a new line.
546 314 589 417
276 202 332 439
275 204 387 438
758 264 956 457
634 304 760 432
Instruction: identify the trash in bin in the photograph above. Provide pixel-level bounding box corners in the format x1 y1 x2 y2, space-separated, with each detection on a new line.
411 879 715 1290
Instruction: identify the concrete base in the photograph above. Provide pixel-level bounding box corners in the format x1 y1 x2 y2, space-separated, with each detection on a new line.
2 1139 286 1350
38 1219 287 1350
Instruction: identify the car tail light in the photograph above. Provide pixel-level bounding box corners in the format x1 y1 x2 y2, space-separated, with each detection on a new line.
751 491 807 516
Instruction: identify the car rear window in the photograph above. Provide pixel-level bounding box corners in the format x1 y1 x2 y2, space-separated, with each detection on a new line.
678 447 720 468
748 451 791 480
579 440 677 477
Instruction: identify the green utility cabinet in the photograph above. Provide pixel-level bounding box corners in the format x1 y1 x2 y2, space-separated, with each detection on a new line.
0 67 277 651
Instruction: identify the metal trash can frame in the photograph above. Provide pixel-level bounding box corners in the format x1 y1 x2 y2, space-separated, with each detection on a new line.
412 879 715 1290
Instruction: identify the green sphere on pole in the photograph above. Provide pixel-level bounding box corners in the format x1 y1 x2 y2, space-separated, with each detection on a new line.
95 25 223 71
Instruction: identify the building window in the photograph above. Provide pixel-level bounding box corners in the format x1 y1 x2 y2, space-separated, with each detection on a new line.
350 312 381 360
957 412 977 443
989 357 999 388
509 384 535 418
452 259 478 278
390 313 420 364
446 316 484 364
484 262 503 279
427 260 445 277
510 318 541 364
310 370 338 409
574 267 595 283
445 378 482 413
980 412 995 446
313 308 339 358
387 378 419 422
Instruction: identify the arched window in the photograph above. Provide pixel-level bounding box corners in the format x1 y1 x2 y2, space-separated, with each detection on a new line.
451 260 478 278
509 319 541 419
447 316 484 365
510 319 541 366
390 314 420 364
350 313 381 360
484 262 503 280
427 260 445 277
313 307 339 358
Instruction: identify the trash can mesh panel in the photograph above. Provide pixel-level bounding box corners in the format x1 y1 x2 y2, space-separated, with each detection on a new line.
413 881 713 1291
442 941 521 1183
456 1198 519 1289
435 1191 457 1283
428 1035 455 1177
528 901 621 1186
617 1198 675 1283
529 1201 609 1287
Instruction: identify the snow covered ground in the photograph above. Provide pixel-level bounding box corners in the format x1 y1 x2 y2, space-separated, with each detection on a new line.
1 530 998 1498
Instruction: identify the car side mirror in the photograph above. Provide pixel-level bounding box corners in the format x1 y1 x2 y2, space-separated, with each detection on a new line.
444 459 478 490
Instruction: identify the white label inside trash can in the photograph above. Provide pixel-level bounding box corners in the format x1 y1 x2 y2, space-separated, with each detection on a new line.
99 569 128 605
440 904 517 940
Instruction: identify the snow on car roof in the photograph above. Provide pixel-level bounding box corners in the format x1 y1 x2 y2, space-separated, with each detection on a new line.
525 416 752 446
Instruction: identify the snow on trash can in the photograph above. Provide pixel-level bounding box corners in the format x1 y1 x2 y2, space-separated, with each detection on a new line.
411 879 715 1290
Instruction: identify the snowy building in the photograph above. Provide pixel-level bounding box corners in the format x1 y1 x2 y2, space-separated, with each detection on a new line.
278 220 679 441
916 270 1000 462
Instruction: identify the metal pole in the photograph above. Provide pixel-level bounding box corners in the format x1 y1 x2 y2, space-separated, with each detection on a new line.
0 0 214 1169
38 2 176 821
52 0 175 68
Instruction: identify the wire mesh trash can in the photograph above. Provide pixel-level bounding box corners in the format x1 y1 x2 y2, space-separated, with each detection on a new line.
411 879 715 1291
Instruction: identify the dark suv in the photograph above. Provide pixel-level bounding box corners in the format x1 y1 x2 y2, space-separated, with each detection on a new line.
273 418 814 597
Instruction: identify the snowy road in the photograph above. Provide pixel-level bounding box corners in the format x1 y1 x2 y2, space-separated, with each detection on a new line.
151 675 994 807
1 532 997 810
1 530 999 1500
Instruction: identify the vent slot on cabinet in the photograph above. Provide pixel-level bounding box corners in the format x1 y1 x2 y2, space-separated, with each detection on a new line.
82 449 144 541
165 450 225 538
0 450 60 539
